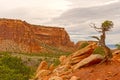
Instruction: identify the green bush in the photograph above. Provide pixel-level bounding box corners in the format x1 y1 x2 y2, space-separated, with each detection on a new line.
53 58 60 66
0 65 24 80
79 42 89 49
0 54 32 80
92 46 105 56
115 43 120 49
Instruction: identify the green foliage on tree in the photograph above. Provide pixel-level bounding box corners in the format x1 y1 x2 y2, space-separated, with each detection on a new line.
101 20 113 31
0 52 32 80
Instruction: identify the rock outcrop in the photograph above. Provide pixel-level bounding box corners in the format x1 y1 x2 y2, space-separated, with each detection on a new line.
75 41 98 50
35 43 120 80
35 43 105 80
0 18 74 53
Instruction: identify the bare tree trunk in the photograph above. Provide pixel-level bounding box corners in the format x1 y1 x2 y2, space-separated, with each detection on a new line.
99 31 112 60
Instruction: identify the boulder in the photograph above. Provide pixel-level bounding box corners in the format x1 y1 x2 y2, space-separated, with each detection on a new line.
35 70 51 79
36 61 48 73
53 64 71 76
49 64 55 71
59 55 67 65
70 43 97 65
72 43 97 57
73 54 104 70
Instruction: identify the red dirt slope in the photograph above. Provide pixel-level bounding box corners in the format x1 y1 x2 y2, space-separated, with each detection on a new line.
72 56 120 80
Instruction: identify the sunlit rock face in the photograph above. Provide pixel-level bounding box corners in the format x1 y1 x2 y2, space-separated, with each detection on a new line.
0 18 74 53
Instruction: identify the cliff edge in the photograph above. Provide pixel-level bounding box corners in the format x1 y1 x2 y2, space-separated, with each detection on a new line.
0 18 74 53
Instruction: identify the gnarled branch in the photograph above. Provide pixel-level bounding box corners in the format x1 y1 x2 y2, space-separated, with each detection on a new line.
91 36 100 41
89 23 102 32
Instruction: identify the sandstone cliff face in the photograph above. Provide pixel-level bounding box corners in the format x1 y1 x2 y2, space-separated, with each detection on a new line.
32 25 73 47
0 18 74 53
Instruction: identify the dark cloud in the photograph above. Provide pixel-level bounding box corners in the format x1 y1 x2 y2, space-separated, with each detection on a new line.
50 1 120 43
52 1 120 23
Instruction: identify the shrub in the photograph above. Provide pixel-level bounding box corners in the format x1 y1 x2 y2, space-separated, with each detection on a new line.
92 46 105 56
0 65 24 80
53 59 60 66
0 54 32 80
79 42 89 49
115 43 120 49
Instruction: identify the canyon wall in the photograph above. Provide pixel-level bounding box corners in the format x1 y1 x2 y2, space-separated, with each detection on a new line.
0 18 74 53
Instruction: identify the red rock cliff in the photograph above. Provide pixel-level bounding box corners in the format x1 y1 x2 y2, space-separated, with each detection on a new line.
0 18 74 53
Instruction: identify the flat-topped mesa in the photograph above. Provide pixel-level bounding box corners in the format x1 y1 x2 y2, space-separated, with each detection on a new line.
0 18 74 53
32 25 73 47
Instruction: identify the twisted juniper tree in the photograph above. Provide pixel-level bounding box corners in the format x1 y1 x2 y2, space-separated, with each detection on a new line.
90 20 113 61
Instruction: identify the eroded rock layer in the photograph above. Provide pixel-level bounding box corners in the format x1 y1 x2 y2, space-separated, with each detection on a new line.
0 18 74 53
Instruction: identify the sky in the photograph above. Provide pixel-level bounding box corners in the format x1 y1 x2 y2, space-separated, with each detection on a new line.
0 0 120 44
